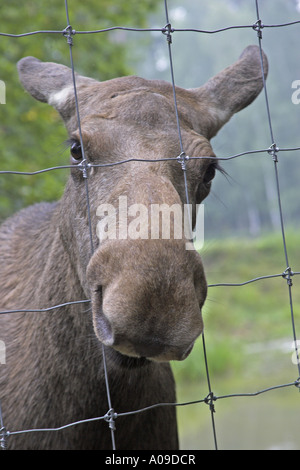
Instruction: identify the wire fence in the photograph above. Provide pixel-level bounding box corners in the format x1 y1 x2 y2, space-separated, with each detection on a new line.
0 0 300 451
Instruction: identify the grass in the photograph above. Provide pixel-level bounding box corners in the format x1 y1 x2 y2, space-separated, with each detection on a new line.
171 230 300 449
172 229 300 381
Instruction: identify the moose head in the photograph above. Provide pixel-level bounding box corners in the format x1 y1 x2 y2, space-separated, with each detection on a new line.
17 46 268 363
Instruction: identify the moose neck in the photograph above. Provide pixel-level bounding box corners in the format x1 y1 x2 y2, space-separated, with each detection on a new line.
27 199 88 309
40 195 151 372
54 178 97 298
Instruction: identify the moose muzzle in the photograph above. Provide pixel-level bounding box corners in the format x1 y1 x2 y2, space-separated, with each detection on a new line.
87 238 207 362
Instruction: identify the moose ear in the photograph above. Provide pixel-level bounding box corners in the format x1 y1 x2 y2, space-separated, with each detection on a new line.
17 56 97 123
191 45 268 138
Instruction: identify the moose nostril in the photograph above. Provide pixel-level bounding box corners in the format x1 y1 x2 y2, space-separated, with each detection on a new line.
92 287 114 346
96 312 114 346
179 342 194 361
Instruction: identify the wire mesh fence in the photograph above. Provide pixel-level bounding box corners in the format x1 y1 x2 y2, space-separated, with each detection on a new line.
0 0 299 451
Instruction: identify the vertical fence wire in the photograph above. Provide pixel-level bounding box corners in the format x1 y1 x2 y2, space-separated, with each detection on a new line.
163 0 194 247
254 0 300 379
163 0 218 449
0 399 7 450
64 0 116 449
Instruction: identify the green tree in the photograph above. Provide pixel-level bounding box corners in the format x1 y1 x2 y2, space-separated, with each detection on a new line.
0 0 160 220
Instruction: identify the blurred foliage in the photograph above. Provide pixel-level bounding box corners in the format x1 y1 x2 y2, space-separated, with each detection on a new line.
172 230 300 381
137 0 300 238
0 0 160 221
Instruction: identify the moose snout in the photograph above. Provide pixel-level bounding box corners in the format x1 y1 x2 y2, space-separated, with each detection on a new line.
92 298 202 362
87 239 207 362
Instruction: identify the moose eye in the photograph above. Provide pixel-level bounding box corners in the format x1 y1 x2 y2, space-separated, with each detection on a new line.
195 160 221 203
203 163 216 185
70 141 82 161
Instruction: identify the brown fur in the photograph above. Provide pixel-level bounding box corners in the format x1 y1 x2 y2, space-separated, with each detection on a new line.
0 46 267 449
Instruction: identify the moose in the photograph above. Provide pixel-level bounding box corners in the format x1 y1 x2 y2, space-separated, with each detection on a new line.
0 45 267 450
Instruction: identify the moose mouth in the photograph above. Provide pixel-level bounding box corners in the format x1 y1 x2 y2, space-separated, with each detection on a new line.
103 347 151 369
93 311 197 363
91 289 197 363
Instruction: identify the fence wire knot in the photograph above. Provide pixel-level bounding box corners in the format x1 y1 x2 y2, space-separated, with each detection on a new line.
162 23 174 43
177 152 189 171
104 408 117 432
295 378 300 390
63 25 76 45
282 267 293 286
0 426 9 450
77 160 91 179
267 143 279 162
204 392 217 413
252 19 264 38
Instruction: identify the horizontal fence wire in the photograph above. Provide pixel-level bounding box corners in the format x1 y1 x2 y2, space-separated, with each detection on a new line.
1 0 300 450
1 147 300 177
1 20 300 38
